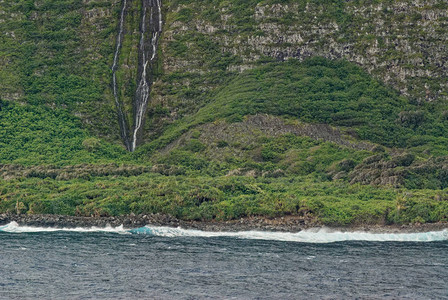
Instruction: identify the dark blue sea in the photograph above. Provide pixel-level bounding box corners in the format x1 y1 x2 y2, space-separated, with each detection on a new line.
1 223 447 299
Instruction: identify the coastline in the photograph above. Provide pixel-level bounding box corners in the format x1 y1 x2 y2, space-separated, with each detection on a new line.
1 213 448 233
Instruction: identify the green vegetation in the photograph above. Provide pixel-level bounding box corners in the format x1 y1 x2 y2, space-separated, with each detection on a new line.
0 0 447 227
193 58 414 147
0 0 119 137
144 58 448 156
2 56 448 226
0 99 130 165
2 174 448 226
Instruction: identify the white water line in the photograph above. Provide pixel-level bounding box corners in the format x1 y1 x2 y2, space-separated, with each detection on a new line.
130 226 448 243
112 0 127 76
2 222 447 243
0 222 128 234
131 1 150 152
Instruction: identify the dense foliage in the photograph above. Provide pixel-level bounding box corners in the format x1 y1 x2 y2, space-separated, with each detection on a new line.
0 100 131 165
2 174 448 226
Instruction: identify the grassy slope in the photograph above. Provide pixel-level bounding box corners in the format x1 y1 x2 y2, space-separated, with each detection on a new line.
142 58 448 156
0 0 122 137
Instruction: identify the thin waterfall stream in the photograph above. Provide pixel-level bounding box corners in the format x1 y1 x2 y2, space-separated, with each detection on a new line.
111 0 131 151
131 0 162 152
111 0 162 152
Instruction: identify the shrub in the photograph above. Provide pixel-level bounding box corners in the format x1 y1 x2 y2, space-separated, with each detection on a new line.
397 110 425 128
338 159 356 172
82 138 101 152
183 140 206 152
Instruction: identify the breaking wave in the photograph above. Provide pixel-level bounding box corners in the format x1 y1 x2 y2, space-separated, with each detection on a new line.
0 222 128 234
129 226 448 243
2 222 446 243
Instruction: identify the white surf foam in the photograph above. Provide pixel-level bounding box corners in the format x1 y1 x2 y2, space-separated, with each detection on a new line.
1 222 447 243
130 226 448 243
0 222 128 234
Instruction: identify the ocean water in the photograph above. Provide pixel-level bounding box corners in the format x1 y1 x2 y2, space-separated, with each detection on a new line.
1 223 448 299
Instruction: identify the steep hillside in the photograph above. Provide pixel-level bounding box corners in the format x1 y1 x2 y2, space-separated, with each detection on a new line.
1 0 447 145
0 0 123 139
0 0 447 226
159 0 448 133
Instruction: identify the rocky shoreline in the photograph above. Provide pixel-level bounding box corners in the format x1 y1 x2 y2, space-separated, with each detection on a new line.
1 213 448 233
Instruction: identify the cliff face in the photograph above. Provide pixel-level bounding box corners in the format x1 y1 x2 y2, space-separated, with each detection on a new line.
161 0 447 105
0 0 447 144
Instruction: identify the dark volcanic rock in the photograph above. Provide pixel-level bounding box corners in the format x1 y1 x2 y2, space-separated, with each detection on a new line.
1 213 447 233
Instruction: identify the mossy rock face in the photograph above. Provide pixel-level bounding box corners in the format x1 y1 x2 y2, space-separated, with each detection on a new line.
391 153 415 167
349 155 448 190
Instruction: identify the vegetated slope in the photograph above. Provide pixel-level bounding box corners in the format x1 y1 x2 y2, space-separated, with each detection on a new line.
0 0 150 164
0 0 126 138
0 100 131 165
144 58 448 157
0 0 447 226
207 59 447 147
1 57 448 226
159 0 448 136
2 0 447 146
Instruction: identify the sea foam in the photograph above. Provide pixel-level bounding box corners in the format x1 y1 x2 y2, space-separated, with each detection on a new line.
0 221 128 234
130 226 448 243
1 222 447 243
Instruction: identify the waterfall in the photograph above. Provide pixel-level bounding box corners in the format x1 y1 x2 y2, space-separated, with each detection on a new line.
130 0 162 152
111 0 162 152
112 0 131 151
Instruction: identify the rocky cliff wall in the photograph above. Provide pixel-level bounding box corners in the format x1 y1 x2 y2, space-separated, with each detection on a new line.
162 0 447 106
